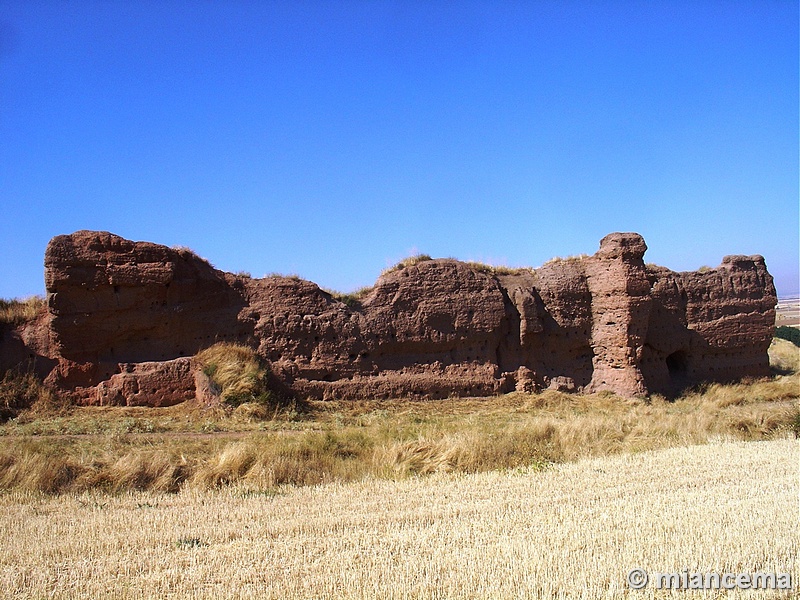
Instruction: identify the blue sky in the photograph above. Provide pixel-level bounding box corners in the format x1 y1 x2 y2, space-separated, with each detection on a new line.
1 0 798 298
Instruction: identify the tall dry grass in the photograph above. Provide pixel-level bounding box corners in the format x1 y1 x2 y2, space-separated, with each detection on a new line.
0 337 795 494
0 296 45 326
0 371 66 418
0 373 795 494
0 438 795 599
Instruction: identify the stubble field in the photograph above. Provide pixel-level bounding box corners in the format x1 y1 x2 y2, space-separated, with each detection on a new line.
0 438 796 599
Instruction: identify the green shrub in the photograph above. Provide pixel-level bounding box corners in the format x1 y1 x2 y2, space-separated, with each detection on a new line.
775 326 800 348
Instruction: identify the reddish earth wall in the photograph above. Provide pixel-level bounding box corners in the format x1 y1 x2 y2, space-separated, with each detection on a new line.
2 230 777 404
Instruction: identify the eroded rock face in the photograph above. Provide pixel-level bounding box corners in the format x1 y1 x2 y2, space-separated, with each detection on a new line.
7 230 777 403
95 358 195 407
42 231 251 397
642 254 776 395
584 233 652 396
45 231 250 364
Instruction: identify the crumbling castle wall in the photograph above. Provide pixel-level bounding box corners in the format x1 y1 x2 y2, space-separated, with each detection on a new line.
5 230 777 404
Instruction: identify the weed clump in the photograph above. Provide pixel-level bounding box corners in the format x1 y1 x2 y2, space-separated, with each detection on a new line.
541 254 589 267
381 254 433 275
464 262 531 276
0 370 66 420
195 343 274 408
324 286 373 310
0 296 45 326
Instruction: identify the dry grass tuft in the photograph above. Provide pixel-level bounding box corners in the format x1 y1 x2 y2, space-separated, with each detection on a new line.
769 337 800 375
190 442 258 488
542 253 590 266
0 371 67 419
686 377 799 408
0 444 85 493
376 437 463 476
0 296 45 326
381 253 433 275
376 426 554 478
231 401 274 421
195 343 273 407
463 262 532 276
323 285 374 309
101 450 189 493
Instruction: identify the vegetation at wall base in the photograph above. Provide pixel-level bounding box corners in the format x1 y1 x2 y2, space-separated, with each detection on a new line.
0 336 795 494
195 343 277 408
0 370 67 419
0 376 795 494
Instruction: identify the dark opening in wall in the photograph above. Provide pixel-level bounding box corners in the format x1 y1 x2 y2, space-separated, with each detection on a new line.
666 350 688 377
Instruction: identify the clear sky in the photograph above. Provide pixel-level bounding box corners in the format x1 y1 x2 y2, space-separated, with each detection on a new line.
1 0 798 299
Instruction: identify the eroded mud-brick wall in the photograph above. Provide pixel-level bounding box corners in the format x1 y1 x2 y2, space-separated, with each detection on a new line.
6 230 776 404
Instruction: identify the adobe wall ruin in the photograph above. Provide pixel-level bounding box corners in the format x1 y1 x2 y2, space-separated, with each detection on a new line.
4 230 777 404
